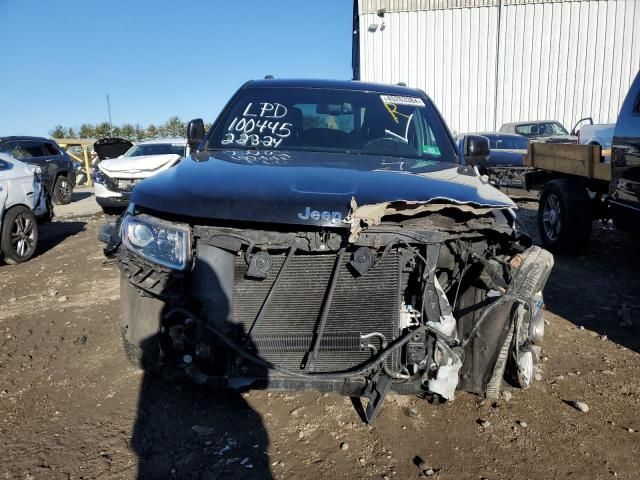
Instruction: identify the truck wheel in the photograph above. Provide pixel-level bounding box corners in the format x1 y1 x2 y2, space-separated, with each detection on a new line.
1 206 39 264
538 179 592 253
52 175 73 205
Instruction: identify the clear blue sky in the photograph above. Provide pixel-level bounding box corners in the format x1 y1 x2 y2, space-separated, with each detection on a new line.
0 0 354 137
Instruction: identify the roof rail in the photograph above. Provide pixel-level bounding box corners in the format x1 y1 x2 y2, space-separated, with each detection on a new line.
264 75 274 79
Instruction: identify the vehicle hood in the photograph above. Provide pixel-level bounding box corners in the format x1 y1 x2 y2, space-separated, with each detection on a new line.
488 149 526 167
99 154 181 179
94 138 134 160
131 150 515 228
532 135 578 144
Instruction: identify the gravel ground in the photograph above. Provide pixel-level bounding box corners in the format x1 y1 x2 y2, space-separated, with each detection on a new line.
52 187 101 218
1 198 639 479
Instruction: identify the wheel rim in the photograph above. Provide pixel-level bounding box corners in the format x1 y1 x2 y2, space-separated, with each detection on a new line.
58 179 71 201
10 213 35 258
542 193 562 241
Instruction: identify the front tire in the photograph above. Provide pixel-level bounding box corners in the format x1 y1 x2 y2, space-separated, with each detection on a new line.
1 206 38 264
52 175 73 205
538 179 592 253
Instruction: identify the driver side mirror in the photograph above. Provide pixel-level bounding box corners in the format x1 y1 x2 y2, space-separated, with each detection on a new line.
187 118 206 152
461 135 490 163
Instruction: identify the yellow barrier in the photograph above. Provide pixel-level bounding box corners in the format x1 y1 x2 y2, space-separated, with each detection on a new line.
53 138 94 187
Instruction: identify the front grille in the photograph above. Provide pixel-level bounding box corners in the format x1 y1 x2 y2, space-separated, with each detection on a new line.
115 178 140 193
231 250 401 375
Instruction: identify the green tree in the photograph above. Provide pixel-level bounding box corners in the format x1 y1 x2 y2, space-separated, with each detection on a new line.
67 128 77 138
146 124 159 139
204 122 212 132
119 123 135 140
94 122 113 139
79 123 95 138
49 125 68 138
133 124 146 142
162 116 186 138
156 124 167 138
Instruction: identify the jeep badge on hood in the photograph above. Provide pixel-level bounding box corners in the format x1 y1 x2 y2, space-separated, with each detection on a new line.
297 206 343 223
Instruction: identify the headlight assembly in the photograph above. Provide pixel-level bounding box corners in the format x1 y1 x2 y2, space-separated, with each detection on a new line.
121 214 191 270
93 169 108 185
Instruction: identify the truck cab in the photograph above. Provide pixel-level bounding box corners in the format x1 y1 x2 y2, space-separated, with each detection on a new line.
610 71 640 230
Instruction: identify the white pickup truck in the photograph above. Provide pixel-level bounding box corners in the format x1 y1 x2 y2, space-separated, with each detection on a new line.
578 123 615 148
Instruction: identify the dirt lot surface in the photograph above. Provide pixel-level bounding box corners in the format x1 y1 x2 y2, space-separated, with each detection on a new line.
1 199 639 480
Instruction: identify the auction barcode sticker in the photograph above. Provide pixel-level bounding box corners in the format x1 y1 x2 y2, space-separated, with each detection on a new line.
380 95 425 106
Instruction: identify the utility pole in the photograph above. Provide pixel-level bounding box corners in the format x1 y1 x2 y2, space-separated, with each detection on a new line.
106 94 113 137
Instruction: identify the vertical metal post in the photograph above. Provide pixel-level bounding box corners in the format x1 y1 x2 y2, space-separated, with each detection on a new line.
106 94 113 137
493 0 503 131
83 145 93 187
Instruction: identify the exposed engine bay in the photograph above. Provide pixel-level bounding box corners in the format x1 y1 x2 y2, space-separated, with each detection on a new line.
109 200 553 423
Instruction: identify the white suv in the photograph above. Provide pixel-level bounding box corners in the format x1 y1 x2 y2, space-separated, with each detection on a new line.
0 153 49 264
93 138 189 214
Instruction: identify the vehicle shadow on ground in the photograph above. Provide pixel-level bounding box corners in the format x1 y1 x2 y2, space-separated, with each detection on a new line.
70 190 93 202
129 259 272 479
132 361 272 479
517 204 640 354
35 220 87 257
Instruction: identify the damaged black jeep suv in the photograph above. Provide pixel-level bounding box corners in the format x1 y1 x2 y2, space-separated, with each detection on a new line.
101 79 553 422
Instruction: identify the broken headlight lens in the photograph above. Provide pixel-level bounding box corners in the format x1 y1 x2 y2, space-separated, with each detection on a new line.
93 169 108 185
121 214 191 270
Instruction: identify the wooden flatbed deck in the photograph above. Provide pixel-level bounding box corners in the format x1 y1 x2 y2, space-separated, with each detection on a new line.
523 142 611 182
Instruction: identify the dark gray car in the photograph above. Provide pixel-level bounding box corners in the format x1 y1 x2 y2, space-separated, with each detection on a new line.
0 136 76 204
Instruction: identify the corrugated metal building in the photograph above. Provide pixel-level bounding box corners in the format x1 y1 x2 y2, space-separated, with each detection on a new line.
353 0 640 133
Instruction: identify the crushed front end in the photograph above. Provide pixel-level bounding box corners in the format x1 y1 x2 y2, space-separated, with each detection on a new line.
108 200 553 423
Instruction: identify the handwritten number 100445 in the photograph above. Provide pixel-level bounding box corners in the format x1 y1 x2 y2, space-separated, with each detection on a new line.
222 102 293 148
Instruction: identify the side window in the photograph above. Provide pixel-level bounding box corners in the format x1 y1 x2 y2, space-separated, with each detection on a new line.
0 141 18 154
43 142 62 156
20 141 46 158
1 141 30 159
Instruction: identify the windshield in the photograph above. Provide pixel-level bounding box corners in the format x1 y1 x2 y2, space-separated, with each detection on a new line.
515 122 568 137
124 143 186 157
484 134 529 150
207 87 457 168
